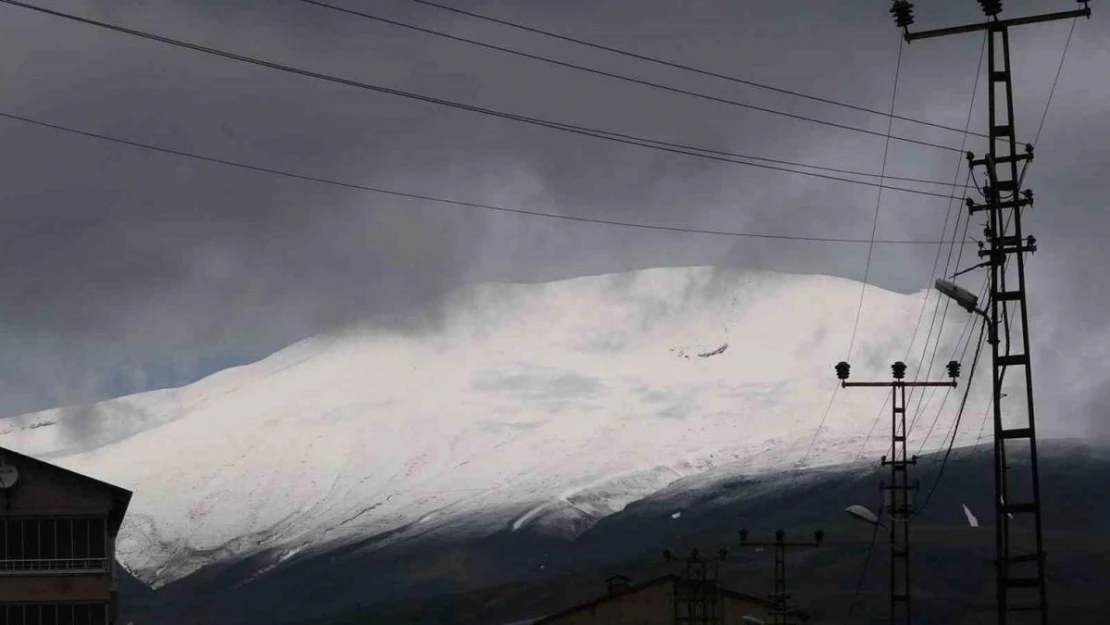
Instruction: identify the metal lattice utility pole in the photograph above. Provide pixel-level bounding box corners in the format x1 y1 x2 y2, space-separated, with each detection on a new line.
664 547 727 625
835 360 959 625
890 2 1092 623
737 529 823 625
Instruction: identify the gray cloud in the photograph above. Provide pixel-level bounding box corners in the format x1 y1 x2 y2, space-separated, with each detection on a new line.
0 0 1107 441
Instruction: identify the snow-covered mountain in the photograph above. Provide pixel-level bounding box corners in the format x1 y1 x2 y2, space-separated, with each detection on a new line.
0 267 988 590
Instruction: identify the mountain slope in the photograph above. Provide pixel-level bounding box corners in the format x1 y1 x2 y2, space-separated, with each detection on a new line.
0 267 987 589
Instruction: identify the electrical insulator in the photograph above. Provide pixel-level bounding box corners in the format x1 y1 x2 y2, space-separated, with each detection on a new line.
814 530 825 544
835 361 851 381
892 361 907 380
978 0 1003 17
890 0 915 28
946 360 961 379
775 529 785 542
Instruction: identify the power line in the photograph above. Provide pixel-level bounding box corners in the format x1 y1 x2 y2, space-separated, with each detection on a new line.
913 289 985 457
853 396 888 462
0 111 977 246
911 163 1029 454
904 218 976 440
846 39 904 364
405 0 993 141
557 122 973 189
908 274 988 455
799 39 905 467
902 32 987 441
523 119 968 200
834 31 983 463
0 0 971 202
907 317 987 522
1033 17 1078 146
298 0 967 154
844 502 883 621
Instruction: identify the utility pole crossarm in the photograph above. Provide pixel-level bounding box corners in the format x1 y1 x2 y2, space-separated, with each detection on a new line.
842 381 956 388
905 6 1090 41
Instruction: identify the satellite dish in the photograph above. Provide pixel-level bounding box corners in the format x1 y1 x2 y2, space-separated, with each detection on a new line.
0 464 18 489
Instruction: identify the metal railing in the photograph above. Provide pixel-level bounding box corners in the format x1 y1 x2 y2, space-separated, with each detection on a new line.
0 558 109 574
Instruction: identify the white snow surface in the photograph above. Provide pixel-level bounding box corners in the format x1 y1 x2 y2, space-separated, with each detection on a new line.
0 267 989 588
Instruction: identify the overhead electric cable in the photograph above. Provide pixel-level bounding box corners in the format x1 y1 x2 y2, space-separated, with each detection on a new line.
0 0 969 201
798 39 905 467
903 32 987 435
909 273 988 454
0 111 977 246
1033 17 1078 146
915 177 1028 453
298 0 967 154
914 285 987 456
405 0 993 140
842 31 984 463
844 501 884 620
908 317 988 522
845 40 905 363
570 124 973 189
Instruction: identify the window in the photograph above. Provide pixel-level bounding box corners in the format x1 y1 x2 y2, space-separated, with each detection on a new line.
0 519 108 573
0 604 106 625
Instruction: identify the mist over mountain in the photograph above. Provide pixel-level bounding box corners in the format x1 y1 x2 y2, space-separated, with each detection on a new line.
1 267 1000 593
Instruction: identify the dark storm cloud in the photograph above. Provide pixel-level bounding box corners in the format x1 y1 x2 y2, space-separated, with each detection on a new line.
0 0 1108 440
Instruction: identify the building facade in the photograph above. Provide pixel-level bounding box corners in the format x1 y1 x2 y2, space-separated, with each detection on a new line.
532 575 807 625
0 447 132 624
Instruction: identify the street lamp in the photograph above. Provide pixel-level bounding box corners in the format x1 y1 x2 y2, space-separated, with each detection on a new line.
935 279 995 346
845 504 885 528
934 279 985 317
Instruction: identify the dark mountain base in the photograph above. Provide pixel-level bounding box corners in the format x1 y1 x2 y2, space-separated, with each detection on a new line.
121 440 1110 624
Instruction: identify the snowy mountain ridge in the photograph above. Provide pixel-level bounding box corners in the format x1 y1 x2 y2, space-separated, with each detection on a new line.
0 266 987 589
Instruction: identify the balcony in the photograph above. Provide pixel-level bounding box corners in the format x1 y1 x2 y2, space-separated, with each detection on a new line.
0 557 109 575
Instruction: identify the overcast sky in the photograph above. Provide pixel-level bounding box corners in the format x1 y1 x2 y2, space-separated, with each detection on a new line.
0 0 1107 437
